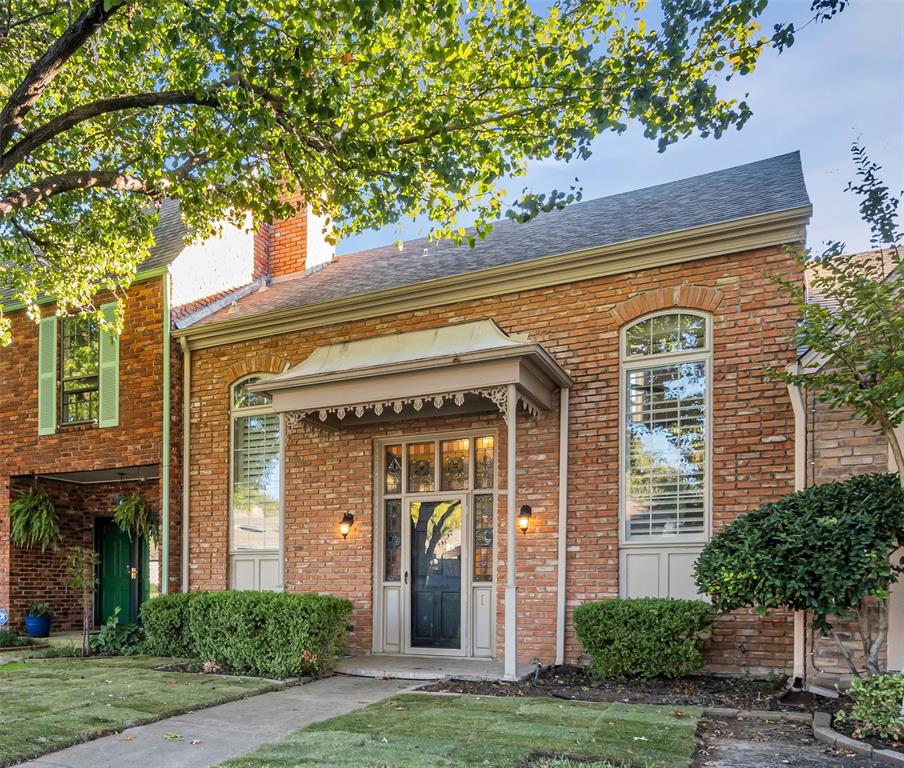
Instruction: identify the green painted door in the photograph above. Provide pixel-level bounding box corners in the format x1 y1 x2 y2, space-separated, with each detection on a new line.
98 520 146 624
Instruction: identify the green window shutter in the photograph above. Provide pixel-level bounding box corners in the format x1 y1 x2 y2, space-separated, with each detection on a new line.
37 316 57 435
98 302 120 428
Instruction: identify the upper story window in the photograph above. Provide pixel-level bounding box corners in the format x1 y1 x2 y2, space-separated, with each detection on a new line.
231 376 280 552
621 312 711 542
60 315 100 424
37 302 119 435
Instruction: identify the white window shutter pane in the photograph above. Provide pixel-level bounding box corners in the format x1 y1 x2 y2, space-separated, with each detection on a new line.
625 358 707 539
98 302 119 428
37 316 57 435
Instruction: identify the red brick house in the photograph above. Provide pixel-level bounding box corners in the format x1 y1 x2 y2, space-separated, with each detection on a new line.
5 150 894 684
172 152 815 678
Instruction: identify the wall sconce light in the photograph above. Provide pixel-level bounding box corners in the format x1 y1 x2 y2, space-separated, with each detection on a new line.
517 505 532 535
339 512 354 540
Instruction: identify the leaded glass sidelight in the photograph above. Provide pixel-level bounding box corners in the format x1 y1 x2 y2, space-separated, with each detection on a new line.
473 494 494 582
474 436 495 489
407 442 435 492
385 444 402 494
384 499 402 581
441 438 469 490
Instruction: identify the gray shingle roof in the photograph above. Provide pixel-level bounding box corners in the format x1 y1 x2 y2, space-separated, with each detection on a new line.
193 151 809 328
139 198 188 271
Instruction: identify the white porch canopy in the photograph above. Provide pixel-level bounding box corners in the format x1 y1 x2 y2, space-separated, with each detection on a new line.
248 319 572 428
248 319 572 681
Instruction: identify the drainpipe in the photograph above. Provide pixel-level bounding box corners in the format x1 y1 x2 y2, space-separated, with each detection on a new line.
555 387 570 666
160 274 172 595
179 335 191 593
787 368 807 687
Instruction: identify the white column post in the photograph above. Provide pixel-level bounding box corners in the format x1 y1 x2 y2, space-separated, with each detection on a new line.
555 387 570 666
504 383 518 680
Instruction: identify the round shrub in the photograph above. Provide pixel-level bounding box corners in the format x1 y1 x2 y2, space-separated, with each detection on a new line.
695 473 904 676
695 473 904 629
573 597 714 679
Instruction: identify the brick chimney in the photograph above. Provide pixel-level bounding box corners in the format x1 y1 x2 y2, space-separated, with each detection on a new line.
256 202 334 281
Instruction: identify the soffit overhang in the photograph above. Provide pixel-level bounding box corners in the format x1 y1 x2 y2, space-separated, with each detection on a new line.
248 319 572 428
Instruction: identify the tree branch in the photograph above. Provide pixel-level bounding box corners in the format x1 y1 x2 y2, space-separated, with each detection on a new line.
1 89 219 174
0 0 132 151
0 170 151 216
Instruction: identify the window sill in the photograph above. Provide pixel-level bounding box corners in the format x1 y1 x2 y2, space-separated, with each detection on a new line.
619 539 708 549
56 420 98 433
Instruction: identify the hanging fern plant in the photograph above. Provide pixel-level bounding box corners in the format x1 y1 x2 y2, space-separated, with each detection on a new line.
112 492 159 544
9 488 60 551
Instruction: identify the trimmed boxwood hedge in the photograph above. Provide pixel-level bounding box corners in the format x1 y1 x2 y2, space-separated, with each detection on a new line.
140 590 354 678
573 597 714 679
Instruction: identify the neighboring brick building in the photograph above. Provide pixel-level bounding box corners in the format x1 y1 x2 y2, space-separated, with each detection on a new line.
0 198 326 631
173 152 812 678
786 260 904 683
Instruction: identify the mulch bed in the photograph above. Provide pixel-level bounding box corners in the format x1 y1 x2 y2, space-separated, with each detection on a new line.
692 717 869 768
831 715 904 755
424 665 848 713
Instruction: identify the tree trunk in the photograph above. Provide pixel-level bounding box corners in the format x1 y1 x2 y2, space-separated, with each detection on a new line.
832 627 862 679
81 591 91 658
855 602 875 678
867 597 890 677
876 411 903 487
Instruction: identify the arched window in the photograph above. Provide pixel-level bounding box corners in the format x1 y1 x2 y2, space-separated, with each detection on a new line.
621 312 711 542
230 375 280 555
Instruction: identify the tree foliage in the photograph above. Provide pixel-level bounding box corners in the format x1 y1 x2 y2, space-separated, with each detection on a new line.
0 0 846 342
772 144 904 482
695 473 904 677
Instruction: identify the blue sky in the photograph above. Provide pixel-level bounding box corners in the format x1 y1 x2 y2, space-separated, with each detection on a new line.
338 1 904 257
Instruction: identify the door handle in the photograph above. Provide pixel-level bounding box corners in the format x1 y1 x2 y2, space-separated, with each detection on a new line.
404 571 409 585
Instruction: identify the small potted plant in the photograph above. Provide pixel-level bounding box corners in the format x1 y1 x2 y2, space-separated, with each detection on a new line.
24 602 50 638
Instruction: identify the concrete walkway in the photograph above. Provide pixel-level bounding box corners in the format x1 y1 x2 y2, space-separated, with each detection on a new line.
19 675 416 768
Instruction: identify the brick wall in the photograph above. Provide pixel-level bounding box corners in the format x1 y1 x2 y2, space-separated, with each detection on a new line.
185 244 801 673
805 391 891 683
0 276 179 625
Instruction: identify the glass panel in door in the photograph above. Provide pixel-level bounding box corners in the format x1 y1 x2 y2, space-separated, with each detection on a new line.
409 499 462 649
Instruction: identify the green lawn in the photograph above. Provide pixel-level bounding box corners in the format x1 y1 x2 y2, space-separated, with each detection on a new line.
220 693 701 768
0 656 277 767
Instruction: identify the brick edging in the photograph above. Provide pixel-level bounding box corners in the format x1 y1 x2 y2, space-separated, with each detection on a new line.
811 711 904 765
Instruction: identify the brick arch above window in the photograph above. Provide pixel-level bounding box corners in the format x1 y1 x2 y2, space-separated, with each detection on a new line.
225 354 290 385
611 284 723 328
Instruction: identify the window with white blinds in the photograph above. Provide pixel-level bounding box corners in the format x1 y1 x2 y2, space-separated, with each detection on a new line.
231 377 280 551
621 313 709 542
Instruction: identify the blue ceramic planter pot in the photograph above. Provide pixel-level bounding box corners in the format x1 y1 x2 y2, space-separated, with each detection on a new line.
24 614 50 638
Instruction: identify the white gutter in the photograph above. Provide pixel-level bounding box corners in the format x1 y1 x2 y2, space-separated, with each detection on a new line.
179 336 191 592
555 387 570 666
787 364 807 687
